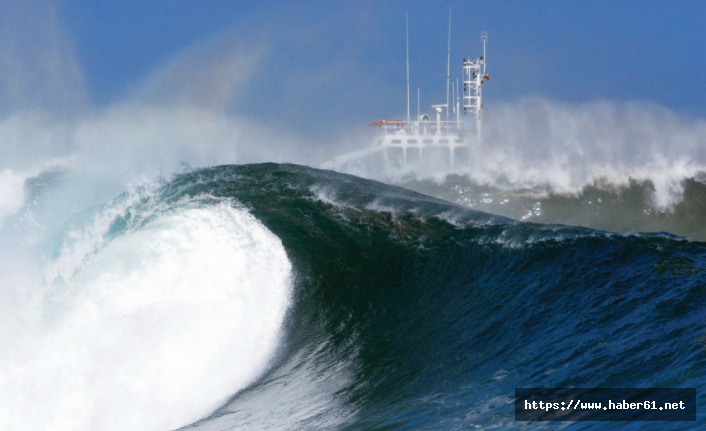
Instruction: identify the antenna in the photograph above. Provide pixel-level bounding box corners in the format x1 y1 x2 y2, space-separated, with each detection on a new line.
456 77 460 123
482 30 488 76
417 88 420 120
445 7 451 121
406 13 410 123
462 32 489 130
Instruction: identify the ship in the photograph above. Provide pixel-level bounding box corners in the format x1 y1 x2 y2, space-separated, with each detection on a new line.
323 15 490 178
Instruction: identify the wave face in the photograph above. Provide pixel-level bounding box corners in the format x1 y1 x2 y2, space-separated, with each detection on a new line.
2 163 705 430
157 164 702 430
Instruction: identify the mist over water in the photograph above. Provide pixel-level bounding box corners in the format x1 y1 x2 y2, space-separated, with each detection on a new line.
334 99 706 240
1 2 705 430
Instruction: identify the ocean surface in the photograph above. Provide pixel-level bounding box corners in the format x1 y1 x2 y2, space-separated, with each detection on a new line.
1 163 705 430
400 174 706 243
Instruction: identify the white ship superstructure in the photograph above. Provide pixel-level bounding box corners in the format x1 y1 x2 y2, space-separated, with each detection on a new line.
324 14 490 176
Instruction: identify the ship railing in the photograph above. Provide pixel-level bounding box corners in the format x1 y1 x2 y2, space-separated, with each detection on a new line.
371 120 471 136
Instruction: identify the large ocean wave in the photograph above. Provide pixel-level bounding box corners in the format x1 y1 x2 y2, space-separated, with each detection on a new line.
3 163 701 430
0 4 703 427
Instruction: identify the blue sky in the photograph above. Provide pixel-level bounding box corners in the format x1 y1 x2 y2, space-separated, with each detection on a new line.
6 1 706 132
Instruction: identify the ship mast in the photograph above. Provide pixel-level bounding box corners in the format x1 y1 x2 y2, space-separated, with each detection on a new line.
463 31 488 142
406 13 410 124
446 8 451 122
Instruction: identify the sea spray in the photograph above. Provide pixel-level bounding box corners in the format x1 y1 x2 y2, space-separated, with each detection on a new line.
0 195 292 431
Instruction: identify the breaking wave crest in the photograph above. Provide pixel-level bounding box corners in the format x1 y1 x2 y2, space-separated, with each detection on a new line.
0 193 292 431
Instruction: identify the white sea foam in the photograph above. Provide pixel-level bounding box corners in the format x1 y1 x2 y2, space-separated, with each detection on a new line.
475 99 706 210
0 199 292 431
